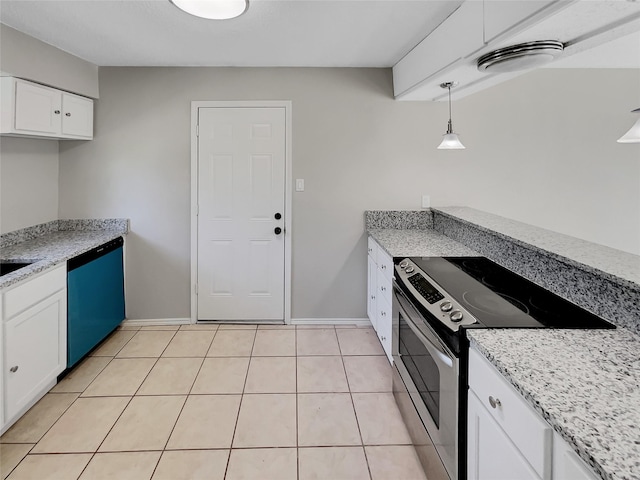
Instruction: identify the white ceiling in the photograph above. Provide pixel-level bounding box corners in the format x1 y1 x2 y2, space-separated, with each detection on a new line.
0 0 465 67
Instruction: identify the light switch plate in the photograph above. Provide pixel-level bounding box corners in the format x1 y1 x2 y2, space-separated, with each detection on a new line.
296 179 305 192
422 195 431 208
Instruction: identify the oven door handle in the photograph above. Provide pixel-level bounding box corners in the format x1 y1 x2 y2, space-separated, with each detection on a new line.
393 281 455 368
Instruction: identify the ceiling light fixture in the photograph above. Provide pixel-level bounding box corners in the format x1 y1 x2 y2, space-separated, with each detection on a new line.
437 82 465 150
170 0 248 20
477 41 564 73
617 108 640 143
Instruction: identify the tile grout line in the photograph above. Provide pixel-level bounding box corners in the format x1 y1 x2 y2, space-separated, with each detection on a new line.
222 327 258 479
81 329 180 478
150 327 218 478
336 328 374 480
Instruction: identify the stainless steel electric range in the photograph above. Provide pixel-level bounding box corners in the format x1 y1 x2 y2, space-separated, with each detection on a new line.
391 256 615 480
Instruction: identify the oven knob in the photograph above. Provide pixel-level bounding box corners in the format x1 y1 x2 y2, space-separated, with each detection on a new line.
399 261 409 269
440 301 453 312
405 266 415 274
450 310 463 322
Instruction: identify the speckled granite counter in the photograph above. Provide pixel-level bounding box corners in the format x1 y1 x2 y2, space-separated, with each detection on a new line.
368 229 479 257
1 219 129 289
468 329 640 480
435 207 640 289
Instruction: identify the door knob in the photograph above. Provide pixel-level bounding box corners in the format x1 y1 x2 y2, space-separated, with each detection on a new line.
9 366 18 373
274 227 282 235
274 212 282 220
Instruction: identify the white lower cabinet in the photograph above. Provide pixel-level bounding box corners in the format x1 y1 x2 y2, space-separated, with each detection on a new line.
468 390 543 480
468 346 600 480
552 431 599 480
1 265 67 433
367 236 393 362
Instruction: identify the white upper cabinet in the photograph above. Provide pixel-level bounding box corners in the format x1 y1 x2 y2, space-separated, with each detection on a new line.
1 77 93 140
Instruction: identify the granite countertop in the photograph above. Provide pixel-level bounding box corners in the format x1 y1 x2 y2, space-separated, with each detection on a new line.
468 329 640 480
1 220 129 289
435 207 640 290
368 228 479 257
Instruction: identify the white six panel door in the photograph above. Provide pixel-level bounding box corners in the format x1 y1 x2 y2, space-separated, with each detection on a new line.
197 107 286 320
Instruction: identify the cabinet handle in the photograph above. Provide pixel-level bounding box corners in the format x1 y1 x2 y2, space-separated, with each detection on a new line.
9 366 19 373
371 295 375 300
381 286 386 292
65 112 71 117
381 311 386 317
54 110 61 114
488 396 501 409
381 265 386 270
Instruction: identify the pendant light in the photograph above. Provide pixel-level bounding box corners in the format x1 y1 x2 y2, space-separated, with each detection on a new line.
437 82 465 150
617 108 640 143
170 0 248 20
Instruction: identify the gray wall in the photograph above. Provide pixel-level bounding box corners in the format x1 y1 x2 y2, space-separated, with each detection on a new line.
57 67 640 320
1 137 59 233
0 24 99 98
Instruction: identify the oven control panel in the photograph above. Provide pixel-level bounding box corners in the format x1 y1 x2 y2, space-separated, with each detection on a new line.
395 259 478 332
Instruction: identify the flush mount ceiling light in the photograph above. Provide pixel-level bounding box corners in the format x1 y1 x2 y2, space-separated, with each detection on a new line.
170 0 248 19
617 108 640 143
437 82 465 150
477 40 564 73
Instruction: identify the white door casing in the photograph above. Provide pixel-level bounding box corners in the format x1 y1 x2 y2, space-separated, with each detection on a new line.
191 102 292 322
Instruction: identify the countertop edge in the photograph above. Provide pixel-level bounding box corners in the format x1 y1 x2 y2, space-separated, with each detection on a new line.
433 208 639 292
1 227 128 290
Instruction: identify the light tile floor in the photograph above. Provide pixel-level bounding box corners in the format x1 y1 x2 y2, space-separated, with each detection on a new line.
0 324 429 480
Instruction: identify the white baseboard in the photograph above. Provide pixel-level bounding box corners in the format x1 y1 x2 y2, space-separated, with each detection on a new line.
123 318 372 327
122 318 191 327
291 318 372 326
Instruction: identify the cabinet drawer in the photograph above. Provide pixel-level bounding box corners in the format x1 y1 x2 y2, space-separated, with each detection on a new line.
376 267 392 307
3 265 66 320
469 348 552 479
367 237 378 263
377 247 393 281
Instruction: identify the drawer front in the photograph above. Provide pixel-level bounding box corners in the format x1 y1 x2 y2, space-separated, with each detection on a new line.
3 265 66 320
377 247 394 281
376 267 392 307
469 348 552 479
367 237 378 264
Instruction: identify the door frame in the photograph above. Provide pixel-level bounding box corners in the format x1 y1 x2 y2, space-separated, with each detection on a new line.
190 100 293 324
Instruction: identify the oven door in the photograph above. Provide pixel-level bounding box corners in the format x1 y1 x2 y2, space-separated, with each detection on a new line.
392 280 459 480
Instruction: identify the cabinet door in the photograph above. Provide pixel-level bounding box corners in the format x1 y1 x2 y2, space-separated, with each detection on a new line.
61 92 93 138
552 431 599 480
14 80 62 135
376 292 393 363
4 291 66 421
367 255 377 331
468 390 542 480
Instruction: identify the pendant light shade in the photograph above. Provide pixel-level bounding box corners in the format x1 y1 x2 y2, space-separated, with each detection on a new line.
617 108 640 143
437 82 465 150
438 131 466 149
170 0 248 19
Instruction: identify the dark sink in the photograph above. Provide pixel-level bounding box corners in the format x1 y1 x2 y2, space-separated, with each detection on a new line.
0 261 34 276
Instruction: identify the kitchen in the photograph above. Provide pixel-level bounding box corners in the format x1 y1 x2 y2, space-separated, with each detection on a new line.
0 0 639 479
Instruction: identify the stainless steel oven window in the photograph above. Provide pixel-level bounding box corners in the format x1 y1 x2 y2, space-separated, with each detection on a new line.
399 316 441 427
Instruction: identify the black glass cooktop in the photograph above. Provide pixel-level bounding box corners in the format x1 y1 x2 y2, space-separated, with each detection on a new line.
409 257 615 329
